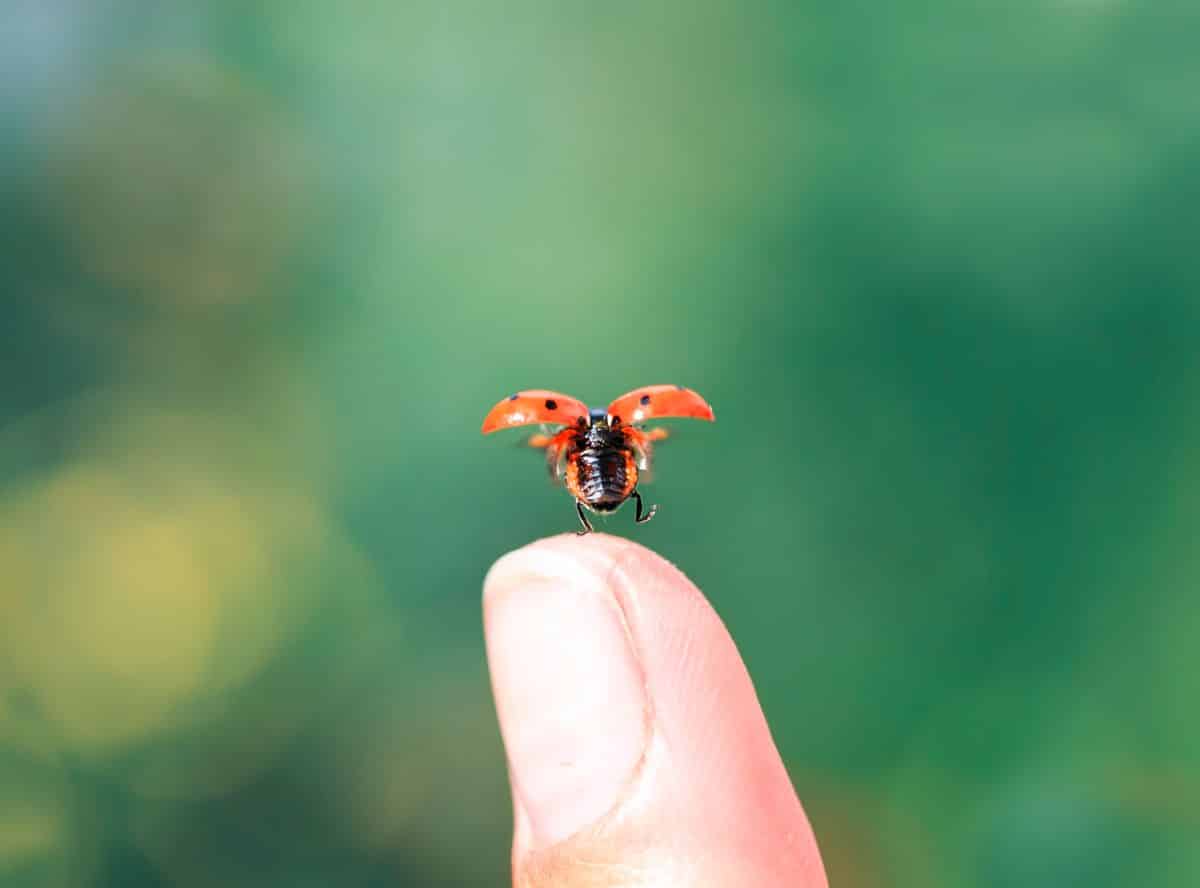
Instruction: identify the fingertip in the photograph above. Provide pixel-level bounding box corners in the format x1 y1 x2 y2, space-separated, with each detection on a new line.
484 533 694 616
483 533 652 849
482 534 828 886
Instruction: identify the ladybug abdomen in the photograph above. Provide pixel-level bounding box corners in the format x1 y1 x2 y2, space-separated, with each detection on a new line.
567 447 638 512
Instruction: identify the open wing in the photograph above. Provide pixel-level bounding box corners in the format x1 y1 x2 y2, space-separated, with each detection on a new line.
481 390 590 434
607 385 715 426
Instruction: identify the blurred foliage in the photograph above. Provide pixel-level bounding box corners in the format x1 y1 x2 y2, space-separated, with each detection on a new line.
2 1 1199 886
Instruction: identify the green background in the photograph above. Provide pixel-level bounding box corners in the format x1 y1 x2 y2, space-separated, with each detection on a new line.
2 2 1197 886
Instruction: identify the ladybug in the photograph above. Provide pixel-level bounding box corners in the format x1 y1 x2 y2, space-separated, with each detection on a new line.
481 385 715 534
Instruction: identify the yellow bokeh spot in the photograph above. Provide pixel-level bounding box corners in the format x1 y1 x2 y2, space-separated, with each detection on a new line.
0 812 64 865
0 458 312 756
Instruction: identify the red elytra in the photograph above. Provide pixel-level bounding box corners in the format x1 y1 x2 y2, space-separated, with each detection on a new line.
606 384 716 426
480 390 590 434
481 385 715 534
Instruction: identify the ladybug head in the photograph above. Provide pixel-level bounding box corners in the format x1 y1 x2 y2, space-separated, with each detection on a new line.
581 406 625 448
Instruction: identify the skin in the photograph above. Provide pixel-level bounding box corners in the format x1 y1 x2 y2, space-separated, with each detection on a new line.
483 534 829 888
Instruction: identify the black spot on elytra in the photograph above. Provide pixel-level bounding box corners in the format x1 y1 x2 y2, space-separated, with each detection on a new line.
508 393 518 400
611 415 622 424
544 399 557 410
639 394 651 405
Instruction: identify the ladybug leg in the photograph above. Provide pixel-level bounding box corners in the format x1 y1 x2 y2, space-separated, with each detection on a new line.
575 501 594 535
633 489 658 525
545 441 569 483
622 426 656 472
